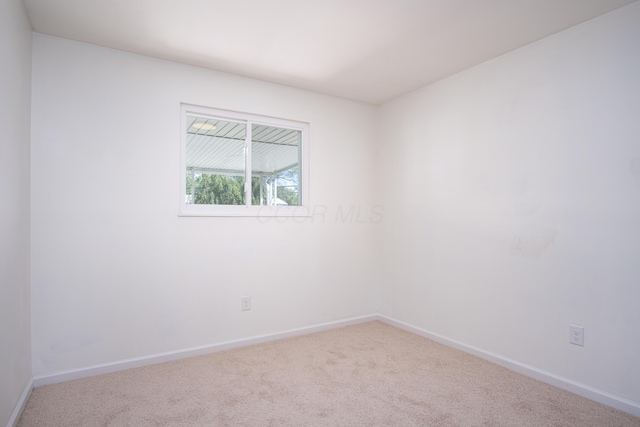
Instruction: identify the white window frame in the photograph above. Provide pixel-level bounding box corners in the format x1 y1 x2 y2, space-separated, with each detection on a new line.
179 103 310 217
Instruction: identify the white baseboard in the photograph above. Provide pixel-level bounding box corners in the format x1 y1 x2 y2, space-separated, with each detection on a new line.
7 377 33 427
32 314 377 387
376 314 640 419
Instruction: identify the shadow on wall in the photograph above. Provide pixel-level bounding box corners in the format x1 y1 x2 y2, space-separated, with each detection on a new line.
510 225 558 260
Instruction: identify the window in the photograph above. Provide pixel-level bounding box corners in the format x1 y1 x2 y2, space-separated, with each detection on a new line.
180 104 309 216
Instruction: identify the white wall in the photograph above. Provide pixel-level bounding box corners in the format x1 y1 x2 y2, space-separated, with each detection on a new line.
377 2 640 406
0 0 32 425
30 34 379 377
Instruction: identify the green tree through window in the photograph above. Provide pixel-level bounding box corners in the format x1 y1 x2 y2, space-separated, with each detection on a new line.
187 173 262 205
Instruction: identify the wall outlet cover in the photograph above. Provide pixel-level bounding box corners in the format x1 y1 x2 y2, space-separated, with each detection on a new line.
241 296 252 311
569 324 584 346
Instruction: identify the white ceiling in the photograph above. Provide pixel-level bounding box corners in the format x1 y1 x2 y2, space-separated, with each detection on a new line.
23 0 637 105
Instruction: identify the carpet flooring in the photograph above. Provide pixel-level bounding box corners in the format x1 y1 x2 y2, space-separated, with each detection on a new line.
18 321 640 426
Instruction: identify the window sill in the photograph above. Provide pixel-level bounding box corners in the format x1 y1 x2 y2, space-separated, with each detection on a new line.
178 205 312 217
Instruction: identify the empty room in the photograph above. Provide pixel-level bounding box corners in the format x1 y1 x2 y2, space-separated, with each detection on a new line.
2 0 640 425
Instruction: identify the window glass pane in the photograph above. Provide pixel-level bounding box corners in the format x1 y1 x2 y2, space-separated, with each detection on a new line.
180 104 308 216
251 124 301 206
185 115 246 205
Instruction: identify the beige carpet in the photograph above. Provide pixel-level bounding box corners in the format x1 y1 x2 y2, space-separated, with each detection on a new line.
18 321 640 426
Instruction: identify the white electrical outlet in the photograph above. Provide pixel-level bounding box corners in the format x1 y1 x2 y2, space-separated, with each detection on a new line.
241 296 252 311
569 324 584 346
